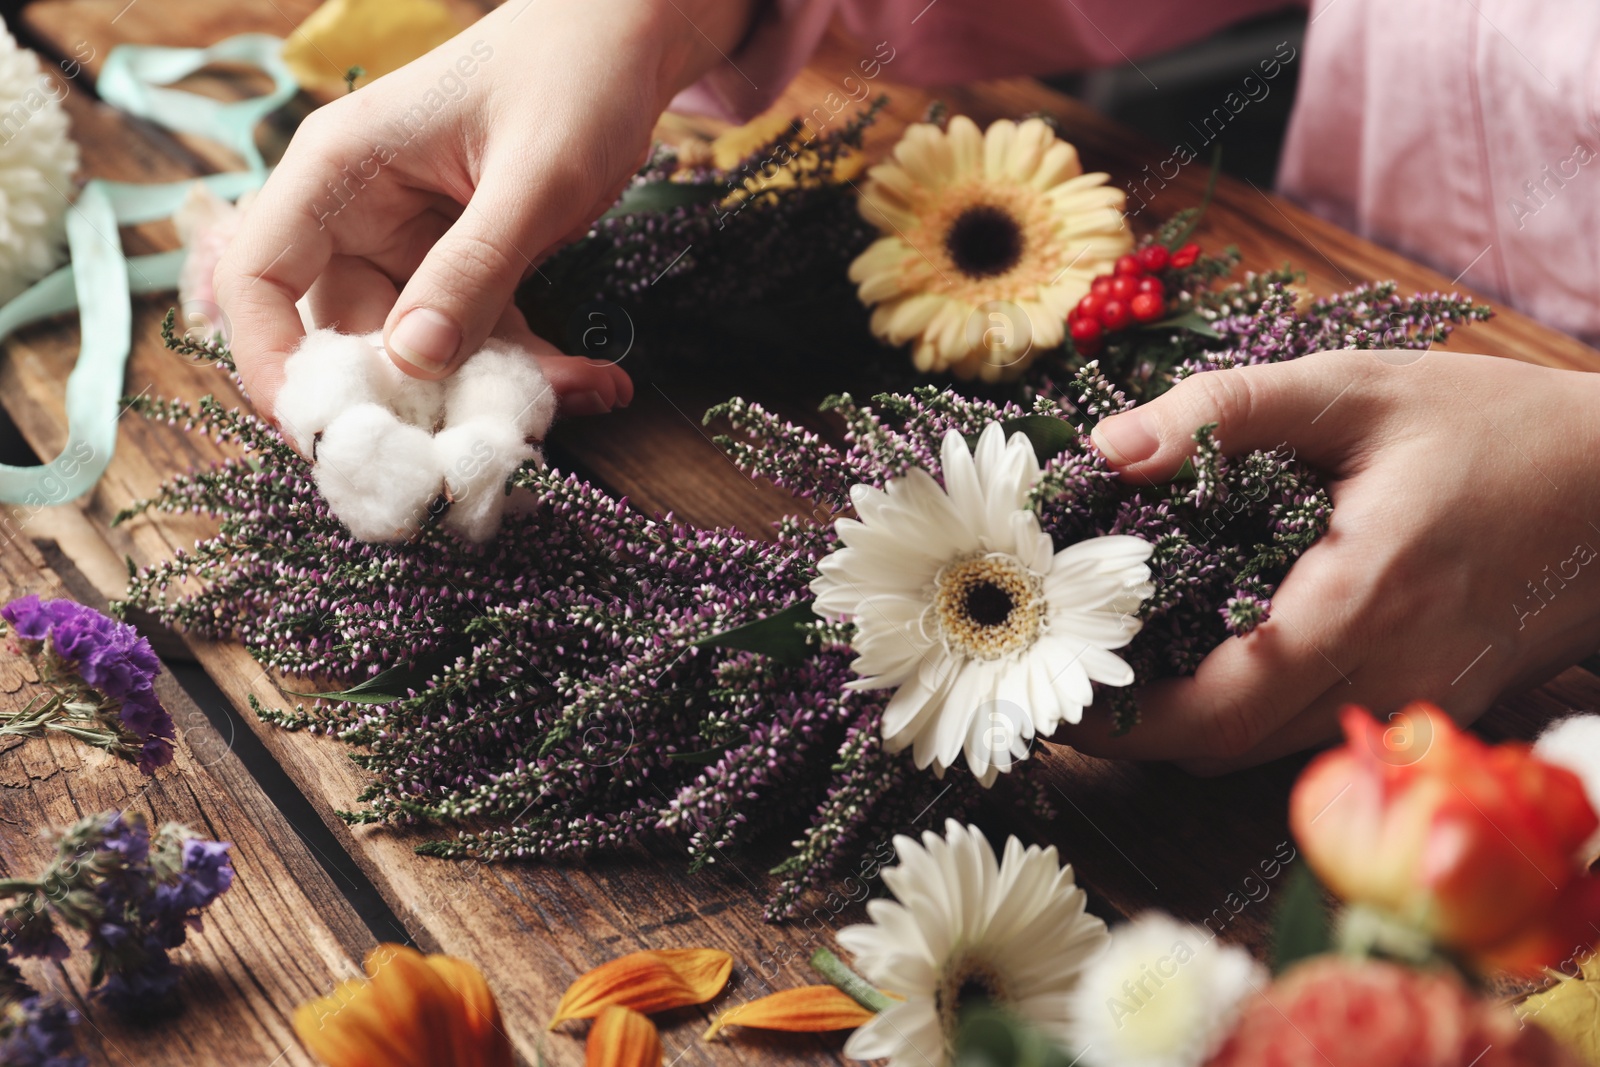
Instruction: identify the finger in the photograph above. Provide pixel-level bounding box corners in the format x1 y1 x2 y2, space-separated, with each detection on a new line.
491 305 633 416
384 161 591 379
213 168 337 419
1068 541 1361 763
303 256 399 333
1089 350 1379 482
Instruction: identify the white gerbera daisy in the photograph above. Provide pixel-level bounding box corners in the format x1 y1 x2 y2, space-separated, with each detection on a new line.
839 820 1108 1067
849 115 1130 381
0 17 77 303
1065 913 1265 1067
811 422 1153 785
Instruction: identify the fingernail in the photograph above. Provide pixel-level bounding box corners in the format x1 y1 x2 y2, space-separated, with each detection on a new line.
1091 411 1159 465
565 390 609 417
389 308 460 373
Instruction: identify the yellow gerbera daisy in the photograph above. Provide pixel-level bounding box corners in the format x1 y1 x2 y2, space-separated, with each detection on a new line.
848 116 1131 381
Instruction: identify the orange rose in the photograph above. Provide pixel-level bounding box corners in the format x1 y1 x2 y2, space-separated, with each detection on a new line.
1290 703 1600 975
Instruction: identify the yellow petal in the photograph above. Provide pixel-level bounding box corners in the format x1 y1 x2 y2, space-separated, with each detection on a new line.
550 949 732 1027
711 112 797 172
281 0 461 94
586 1006 662 1067
703 986 877 1041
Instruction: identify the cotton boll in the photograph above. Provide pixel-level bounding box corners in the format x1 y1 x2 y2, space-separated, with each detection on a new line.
434 418 537 543
314 403 444 543
364 330 447 429
276 330 389 454
1067 912 1264 1067
444 340 557 440
1534 714 1600 864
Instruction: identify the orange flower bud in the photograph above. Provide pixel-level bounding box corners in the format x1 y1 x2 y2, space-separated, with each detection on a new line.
703 985 877 1040
585 1006 662 1067
1291 703 1600 975
550 949 733 1027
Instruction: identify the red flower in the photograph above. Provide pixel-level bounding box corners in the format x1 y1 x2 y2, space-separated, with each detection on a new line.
1290 703 1600 975
1207 957 1580 1067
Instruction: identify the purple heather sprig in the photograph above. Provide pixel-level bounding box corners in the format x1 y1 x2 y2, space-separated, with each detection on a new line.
0 811 234 1014
0 596 174 772
114 269 1487 920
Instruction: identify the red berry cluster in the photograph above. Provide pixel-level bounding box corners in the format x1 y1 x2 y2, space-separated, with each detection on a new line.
1067 242 1201 355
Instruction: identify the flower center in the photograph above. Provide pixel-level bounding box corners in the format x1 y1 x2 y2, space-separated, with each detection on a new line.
935 954 1010 1039
944 204 1025 278
932 553 1045 660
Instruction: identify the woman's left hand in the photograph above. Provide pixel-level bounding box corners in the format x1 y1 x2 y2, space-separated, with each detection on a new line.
1069 349 1600 772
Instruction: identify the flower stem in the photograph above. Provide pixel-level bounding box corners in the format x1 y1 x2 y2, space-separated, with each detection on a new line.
809 948 890 1013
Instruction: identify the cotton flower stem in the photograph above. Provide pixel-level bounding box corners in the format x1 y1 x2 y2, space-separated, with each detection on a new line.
808 949 890 1013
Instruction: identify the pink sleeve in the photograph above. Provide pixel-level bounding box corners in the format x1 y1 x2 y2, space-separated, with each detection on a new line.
1278 0 1600 344
673 0 1305 121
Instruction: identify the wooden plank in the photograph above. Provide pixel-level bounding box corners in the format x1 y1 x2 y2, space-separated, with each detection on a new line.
2 5 1595 1063
0 528 375 1066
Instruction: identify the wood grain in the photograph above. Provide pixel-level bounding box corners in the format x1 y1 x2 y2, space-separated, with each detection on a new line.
0 531 374 1067
2 5 1597 1065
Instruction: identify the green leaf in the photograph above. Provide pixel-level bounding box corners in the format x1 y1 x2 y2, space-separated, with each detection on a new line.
954 1004 1077 1067
1140 309 1221 338
1173 457 1197 483
601 180 724 220
966 415 1079 463
1271 864 1332 973
694 601 817 666
281 642 471 706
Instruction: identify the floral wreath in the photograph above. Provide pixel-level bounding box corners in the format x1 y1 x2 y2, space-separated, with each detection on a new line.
118 105 1488 921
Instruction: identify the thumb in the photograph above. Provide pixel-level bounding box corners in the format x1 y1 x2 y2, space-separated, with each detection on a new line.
1089 350 1374 480
383 169 574 379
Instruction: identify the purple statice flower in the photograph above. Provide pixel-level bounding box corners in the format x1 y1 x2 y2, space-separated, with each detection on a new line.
0 995 84 1067
0 811 232 1017
0 596 175 773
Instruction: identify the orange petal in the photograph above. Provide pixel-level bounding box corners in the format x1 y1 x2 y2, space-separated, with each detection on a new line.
703 986 877 1041
551 949 732 1027
586 1005 663 1067
294 944 512 1067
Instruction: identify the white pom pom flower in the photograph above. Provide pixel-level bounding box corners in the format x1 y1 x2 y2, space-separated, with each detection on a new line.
1065 912 1264 1067
0 18 78 302
276 329 555 544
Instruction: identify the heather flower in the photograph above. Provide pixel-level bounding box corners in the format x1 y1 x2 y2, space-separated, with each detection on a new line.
0 595 174 772
115 255 1489 918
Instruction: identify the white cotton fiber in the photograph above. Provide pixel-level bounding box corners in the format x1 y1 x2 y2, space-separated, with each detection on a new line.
434 418 538 543
276 330 387 454
285 328 556 544
365 330 447 430
444 340 557 440
1533 713 1600 865
314 403 444 543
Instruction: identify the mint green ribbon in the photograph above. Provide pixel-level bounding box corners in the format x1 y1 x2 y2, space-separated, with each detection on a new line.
0 34 296 506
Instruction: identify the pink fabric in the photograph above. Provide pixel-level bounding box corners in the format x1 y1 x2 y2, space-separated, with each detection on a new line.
674 0 1600 345
1280 0 1600 343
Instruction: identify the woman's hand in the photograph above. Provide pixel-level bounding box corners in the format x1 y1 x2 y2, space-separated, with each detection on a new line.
215 0 753 422
1071 349 1600 772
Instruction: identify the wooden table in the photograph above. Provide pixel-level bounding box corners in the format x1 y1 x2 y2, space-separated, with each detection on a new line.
3 3 1598 1064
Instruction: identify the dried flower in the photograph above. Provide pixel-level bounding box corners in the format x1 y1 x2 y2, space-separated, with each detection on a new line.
1 595 174 772
0 811 234 1013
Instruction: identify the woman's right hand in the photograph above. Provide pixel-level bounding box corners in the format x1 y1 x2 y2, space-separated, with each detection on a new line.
215 0 754 424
